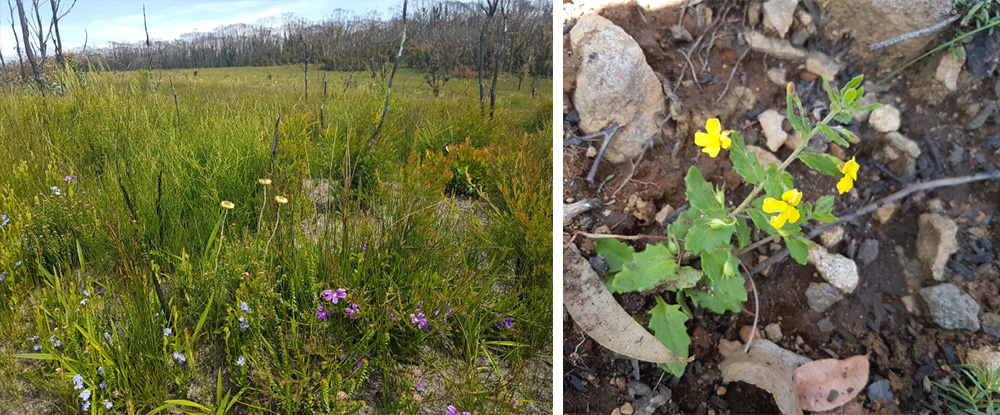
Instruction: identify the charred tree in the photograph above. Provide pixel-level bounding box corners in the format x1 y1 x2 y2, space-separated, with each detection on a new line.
488 1 509 121
476 0 500 114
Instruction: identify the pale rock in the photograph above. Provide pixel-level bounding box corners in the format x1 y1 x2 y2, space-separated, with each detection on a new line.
887 132 921 158
796 9 817 34
763 0 799 38
920 283 981 331
784 130 802 150
767 68 787 86
869 105 901 133
917 213 959 281
935 46 965 91
765 323 783 341
805 52 842 81
747 145 781 168
748 1 763 28
881 145 900 162
807 247 859 293
874 202 897 224
967 345 1000 372
571 14 666 164
744 31 807 59
586 146 598 157
806 282 841 313
758 109 788 152
611 408 622 415
654 204 675 226
900 295 919 315
819 226 844 248
927 198 944 213
565 199 602 223
982 313 1000 338
853 93 879 122
620 402 635 415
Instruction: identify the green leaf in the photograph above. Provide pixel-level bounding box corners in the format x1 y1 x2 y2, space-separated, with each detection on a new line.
648 297 691 377
611 244 678 293
835 127 859 144
833 111 854 125
763 164 784 198
822 76 838 105
748 205 778 236
857 103 881 112
700 248 738 282
799 153 843 176
844 89 857 103
814 195 834 214
684 217 735 255
594 239 635 274
736 217 751 249
842 74 864 94
786 92 807 134
667 208 698 241
688 272 748 314
817 123 849 148
785 235 810 265
729 132 763 184
667 266 705 292
685 166 721 214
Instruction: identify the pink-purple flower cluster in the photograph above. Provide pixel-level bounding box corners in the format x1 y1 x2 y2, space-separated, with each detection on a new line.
446 405 471 415
318 288 360 321
402 300 454 335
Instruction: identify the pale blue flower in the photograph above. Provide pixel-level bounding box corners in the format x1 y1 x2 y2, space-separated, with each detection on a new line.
103 332 112 341
51 186 61 196
82 401 90 411
238 316 249 330
97 366 104 375
72 374 84 390
79 388 91 401
83 289 90 296
163 328 172 337
33 344 41 351
99 380 107 389
172 351 186 364
236 356 245 366
239 301 251 313
103 399 112 409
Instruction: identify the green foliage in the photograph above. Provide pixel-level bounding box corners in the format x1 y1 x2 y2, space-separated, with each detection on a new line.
957 0 1000 31
934 363 1000 414
648 297 691 378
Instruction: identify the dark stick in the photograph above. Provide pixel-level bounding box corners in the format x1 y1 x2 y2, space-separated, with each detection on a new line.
584 123 620 187
119 174 171 322
156 170 163 248
169 75 179 130
366 0 408 154
269 114 281 175
320 74 327 129
747 172 1000 276
143 4 152 83
488 3 508 121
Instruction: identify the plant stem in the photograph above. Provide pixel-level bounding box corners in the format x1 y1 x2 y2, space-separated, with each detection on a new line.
215 210 227 271
267 207 281 249
257 187 267 233
729 111 838 219
736 234 780 256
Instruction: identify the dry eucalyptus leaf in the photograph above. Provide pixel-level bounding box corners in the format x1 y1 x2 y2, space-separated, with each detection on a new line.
794 353 870 412
563 243 690 363
719 340 806 415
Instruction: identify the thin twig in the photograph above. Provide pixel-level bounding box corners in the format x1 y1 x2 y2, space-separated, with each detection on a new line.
586 123 620 187
611 140 652 198
716 47 749 103
269 114 281 175
367 0 408 154
739 261 759 354
573 230 671 244
169 75 179 130
748 172 1000 276
869 14 962 51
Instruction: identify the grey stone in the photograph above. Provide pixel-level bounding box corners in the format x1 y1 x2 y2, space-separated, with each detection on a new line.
816 0 952 65
805 52 842 81
817 317 835 332
758 109 788 152
767 68 787 86
571 14 665 164
887 132 921 159
935 46 965 91
948 144 966 166
808 247 860 293
806 282 842 312
632 387 672 415
920 283 981 331
853 93 879 122
917 213 959 281
564 198 602 223
982 313 1000 338
628 380 653 397
868 379 893 404
858 239 879 267
819 226 844 248
763 0 799 38
746 145 781 168
765 323 783 341
744 30 807 59
869 105 901 133
791 28 810 46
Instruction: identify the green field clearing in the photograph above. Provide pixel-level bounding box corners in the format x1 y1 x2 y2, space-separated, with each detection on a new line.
0 65 553 414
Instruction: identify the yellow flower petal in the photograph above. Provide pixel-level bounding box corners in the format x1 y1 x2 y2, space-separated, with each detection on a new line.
220 201 234 210
706 118 721 135
782 189 802 206
720 131 732 149
841 157 859 181
703 144 721 158
762 197 787 213
770 212 788 229
695 132 717 147
837 176 854 194
787 206 801 224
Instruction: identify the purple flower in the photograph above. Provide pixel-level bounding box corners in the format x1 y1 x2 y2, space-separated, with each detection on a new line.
79 388 91 401
494 317 514 330
345 303 360 319
33 344 41 351
239 301 251 314
72 374 84 390
172 351 186 364
238 316 249 330
317 306 329 322
236 356 245 366
63 174 76 182
410 374 423 391
99 380 107 389
82 401 90 411
323 288 347 304
411 312 428 330
389 308 397 322
103 399 113 409
446 405 471 415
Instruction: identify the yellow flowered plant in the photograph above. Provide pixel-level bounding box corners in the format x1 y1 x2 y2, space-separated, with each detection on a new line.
762 189 803 229
694 118 732 158
837 157 859 194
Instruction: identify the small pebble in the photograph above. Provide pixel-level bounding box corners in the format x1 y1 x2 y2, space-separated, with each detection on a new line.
620 402 634 415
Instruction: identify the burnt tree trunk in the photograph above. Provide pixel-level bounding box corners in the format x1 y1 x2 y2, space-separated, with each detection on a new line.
488 6 508 121
14 0 43 91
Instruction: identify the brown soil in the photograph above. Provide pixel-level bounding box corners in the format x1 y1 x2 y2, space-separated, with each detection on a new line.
563 1 1000 414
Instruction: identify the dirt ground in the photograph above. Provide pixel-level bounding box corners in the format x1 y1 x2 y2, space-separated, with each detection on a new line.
562 1 1000 414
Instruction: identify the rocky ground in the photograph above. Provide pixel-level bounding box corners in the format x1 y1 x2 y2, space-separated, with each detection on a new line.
562 0 1000 413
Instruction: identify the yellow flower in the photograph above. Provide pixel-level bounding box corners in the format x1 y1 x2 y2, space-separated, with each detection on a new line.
274 196 288 204
837 157 859 194
259 178 272 186
694 118 733 158
762 189 802 229
220 201 235 210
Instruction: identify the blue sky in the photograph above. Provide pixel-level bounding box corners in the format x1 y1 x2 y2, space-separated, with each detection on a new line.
0 0 405 61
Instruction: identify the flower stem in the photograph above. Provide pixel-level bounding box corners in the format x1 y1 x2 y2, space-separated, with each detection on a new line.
257 187 267 233
267 207 281 249
736 234 780 256
215 210 227 271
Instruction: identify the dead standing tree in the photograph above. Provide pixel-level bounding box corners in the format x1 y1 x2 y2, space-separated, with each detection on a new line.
477 0 500 115
366 0 408 154
13 0 44 93
48 0 75 65
7 1 25 79
488 0 509 121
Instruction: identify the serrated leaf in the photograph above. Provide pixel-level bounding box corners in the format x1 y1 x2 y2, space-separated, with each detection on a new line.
736 217 751 249
667 208 698 240
833 112 854 125
822 76 838 106
688 272 748 314
612 244 678 293
748 205 779 236
835 127 859 143
857 103 881 112
799 153 843 176
814 195 834 214
701 248 737 281
684 217 735 254
594 239 635 274
763 164 784 198
649 297 691 377
781 171 794 190
662 266 704 292
685 166 721 214
842 74 863 94
786 235 809 265
730 132 762 184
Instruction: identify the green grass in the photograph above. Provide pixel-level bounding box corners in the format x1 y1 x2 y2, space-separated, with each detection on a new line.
0 64 553 414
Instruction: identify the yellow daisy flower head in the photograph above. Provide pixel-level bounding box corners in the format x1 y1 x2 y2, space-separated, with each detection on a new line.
220 201 235 210
694 118 733 158
275 196 288 204
259 178 272 186
762 189 802 229
837 157 859 195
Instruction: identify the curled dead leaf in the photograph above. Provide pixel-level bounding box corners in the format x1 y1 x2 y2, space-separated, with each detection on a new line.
720 339 808 415
563 243 690 363
794 353 870 412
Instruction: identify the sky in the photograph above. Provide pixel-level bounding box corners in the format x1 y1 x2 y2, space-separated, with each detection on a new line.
0 0 406 61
